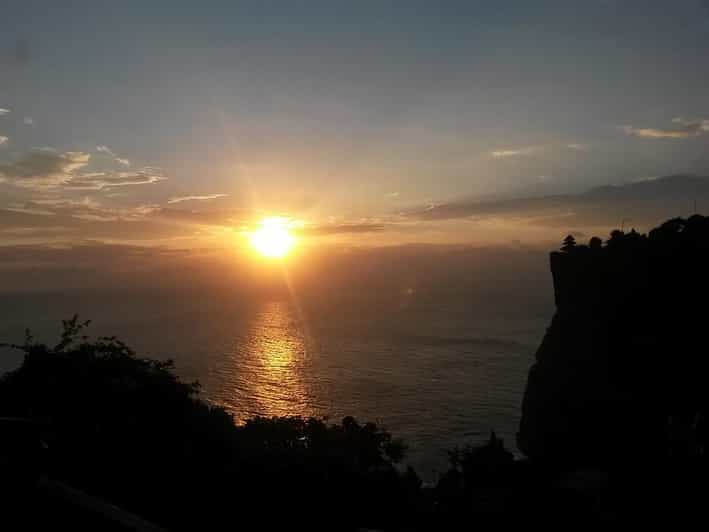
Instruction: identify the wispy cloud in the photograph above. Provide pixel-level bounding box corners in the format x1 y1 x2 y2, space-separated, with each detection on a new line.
0 148 165 190
24 117 33 126
66 168 166 190
0 108 10 116
491 147 535 158
0 148 90 189
567 143 586 151
0 136 7 146
96 145 130 167
3 204 55 216
298 222 387 236
4 197 161 222
0 226 76 236
623 118 709 139
167 194 228 204
69 203 161 222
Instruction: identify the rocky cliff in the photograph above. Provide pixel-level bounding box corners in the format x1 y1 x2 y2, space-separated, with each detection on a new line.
518 216 709 466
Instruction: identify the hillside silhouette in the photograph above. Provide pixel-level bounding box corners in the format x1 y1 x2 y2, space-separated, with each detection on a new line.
0 318 418 531
4 216 709 529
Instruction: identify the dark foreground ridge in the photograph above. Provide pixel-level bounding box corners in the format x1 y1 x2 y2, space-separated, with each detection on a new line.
3 216 709 529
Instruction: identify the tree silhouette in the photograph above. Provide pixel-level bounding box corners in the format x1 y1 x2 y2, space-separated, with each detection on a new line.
0 316 419 531
606 228 625 247
561 234 577 252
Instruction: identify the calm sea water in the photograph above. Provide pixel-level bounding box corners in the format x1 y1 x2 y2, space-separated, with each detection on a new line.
0 290 551 479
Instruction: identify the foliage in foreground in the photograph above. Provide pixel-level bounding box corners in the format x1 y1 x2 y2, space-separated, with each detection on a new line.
0 317 418 531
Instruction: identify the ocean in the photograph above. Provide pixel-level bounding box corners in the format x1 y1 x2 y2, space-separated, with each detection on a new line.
0 286 552 480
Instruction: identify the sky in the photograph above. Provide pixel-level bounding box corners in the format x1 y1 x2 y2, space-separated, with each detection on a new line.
1 1 709 252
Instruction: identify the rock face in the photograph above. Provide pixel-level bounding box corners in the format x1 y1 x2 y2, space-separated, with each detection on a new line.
518 217 709 467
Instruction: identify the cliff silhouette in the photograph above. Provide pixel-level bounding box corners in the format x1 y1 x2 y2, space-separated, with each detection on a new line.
519 215 709 466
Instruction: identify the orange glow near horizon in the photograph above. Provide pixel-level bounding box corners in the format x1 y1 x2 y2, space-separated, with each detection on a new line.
249 217 296 259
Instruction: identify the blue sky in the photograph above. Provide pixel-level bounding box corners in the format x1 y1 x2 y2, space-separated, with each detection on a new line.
1 1 709 247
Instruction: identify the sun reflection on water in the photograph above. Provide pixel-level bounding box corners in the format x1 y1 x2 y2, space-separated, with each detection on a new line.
227 300 313 422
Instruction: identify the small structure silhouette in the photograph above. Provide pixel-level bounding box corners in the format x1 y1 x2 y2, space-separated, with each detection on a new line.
561 234 577 252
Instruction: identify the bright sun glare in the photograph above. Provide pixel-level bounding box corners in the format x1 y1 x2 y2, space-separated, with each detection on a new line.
249 217 295 258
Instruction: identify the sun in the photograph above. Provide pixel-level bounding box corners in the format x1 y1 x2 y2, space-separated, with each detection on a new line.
249 217 295 258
